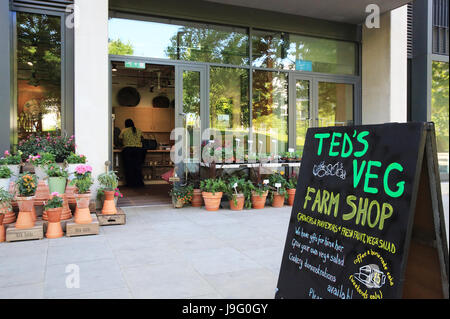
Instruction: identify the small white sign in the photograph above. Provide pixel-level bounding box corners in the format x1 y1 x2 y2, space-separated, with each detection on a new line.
288 148 295 153
275 183 282 188
263 179 269 185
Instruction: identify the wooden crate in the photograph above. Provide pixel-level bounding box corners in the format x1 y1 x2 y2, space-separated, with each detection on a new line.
42 218 73 233
66 215 99 237
6 222 44 242
95 208 126 226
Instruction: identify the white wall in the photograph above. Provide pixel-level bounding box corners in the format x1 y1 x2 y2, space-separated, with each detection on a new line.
362 5 408 124
74 0 109 198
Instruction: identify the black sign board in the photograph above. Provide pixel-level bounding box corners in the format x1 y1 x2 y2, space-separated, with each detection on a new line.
276 122 449 299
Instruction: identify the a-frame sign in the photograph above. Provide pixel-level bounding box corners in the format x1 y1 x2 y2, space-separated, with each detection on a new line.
276 122 448 299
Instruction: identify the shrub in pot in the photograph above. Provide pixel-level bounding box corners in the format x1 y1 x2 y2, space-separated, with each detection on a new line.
200 178 226 211
46 164 68 194
0 188 14 242
14 173 38 229
269 172 288 208
97 171 120 215
0 166 13 191
70 164 94 224
250 182 270 209
44 193 64 238
224 176 246 211
27 152 56 181
1 150 22 183
169 184 193 208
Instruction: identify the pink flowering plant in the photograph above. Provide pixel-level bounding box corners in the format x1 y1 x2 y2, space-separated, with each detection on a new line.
0 150 22 165
70 164 93 194
44 192 64 210
26 152 55 167
18 133 75 163
65 153 86 164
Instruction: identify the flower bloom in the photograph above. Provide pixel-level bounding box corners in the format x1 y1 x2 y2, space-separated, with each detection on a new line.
51 192 59 197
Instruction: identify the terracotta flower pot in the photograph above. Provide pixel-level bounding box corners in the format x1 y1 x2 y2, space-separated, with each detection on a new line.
61 194 73 220
272 192 285 208
191 189 203 207
229 194 245 211
1 201 16 225
172 197 184 209
287 189 296 206
65 184 77 205
45 207 63 239
15 196 35 229
202 192 223 211
35 180 50 202
0 214 5 243
102 190 118 215
251 191 268 209
74 193 92 224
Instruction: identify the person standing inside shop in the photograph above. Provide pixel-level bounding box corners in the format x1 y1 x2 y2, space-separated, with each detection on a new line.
119 119 145 188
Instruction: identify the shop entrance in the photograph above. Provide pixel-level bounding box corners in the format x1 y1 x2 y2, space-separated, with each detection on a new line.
110 60 176 207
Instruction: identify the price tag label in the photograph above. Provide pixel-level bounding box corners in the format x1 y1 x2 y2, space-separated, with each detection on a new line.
233 183 238 188
275 183 282 188
263 179 269 185
288 148 295 153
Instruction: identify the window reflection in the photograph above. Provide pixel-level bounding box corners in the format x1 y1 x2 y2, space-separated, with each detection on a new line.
16 12 62 143
252 71 289 155
318 82 353 127
252 30 357 75
296 80 310 157
432 61 449 175
109 18 249 65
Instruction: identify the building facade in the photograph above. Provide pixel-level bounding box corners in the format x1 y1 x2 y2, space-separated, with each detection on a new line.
0 0 447 199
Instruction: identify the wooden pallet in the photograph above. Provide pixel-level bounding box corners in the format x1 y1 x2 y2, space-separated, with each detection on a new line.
66 214 99 237
5 221 44 242
95 208 126 226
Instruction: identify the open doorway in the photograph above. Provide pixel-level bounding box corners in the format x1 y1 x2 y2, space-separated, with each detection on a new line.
111 61 175 207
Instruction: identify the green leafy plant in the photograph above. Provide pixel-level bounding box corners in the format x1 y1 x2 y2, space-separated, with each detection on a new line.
97 171 119 191
44 193 64 210
27 152 56 167
268 172 289 201
0 188 14 211
200 178 226 195
66 153 87 164
1 150 22 165
250 181 270 196
46 164 68 178
71 176 93 194
15 172 38 197
286 175 298 190
0 166 13 179
224 176 247 206
18 133 75 163
169 184 194 203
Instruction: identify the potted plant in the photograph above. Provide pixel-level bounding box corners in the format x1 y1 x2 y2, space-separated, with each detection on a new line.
1 150 22 182
65 153 87 180
224 176 246 211
27 152 56 181
97 171 120 215
188 174 203 208
14 173 38 229
44 193 64 238
0 188 14 242
200 178 226 211
250 181 270 209
269 172 288 208
71 164 94 224
46 163 68 194
286 175 298 206
0 166 13 191
169 184 193 208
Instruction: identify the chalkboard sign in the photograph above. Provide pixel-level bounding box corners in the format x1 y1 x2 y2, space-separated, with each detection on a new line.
276 122 449 299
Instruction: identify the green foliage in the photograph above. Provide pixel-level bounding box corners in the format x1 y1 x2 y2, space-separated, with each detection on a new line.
108 39 134 55
250 182 270 197
0 188 14 210
0 166 13 179
71 176 93 194
1 151 22 165
200 178 226 195
18 133 75 163
44 195 63 210
46 163 68 178
169 184 194 203
15 173 38 197
65 153 86 164
97 171 119 191
431 61 449 154
286 175 298 190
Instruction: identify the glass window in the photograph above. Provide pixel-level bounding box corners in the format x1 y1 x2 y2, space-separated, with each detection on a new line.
317 82 354 127
252 70 289 155
210 66 249 135
252 29 357 75
431 61 449 175
295 80 311 157
16 12 62 143
109 17 249 65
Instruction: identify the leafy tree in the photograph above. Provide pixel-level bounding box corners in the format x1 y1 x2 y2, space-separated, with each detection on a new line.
431 61 449 155
108 39 134 55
